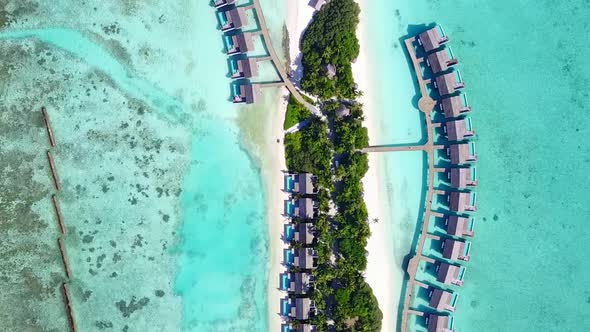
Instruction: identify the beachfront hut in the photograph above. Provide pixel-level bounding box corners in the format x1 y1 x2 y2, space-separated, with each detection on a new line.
418 26 449 53
294 198 317 219
233 83 260 104
290 298 314 320
434 71 465 97
448 191 477 212
221 7 248 32
436 262 464 286
427 48 458 75
296 324 317 332
442 239 470 261
336 104 351 118
324 64 337 79
227 32 255 55
309 0 326 11
289 272 313 295
446 215 475 237
294 223 315 245
214 0 236 9
440 94 471 119
294 248 317 269
444 119 475 142
231 58 258 79
447 143 477 165
429 289 457 312
427 314 454 332
293 173 318 195
449 167 477 188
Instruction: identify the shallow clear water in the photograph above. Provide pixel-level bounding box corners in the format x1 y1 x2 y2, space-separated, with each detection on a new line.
363 0 590 330
0 0 285 331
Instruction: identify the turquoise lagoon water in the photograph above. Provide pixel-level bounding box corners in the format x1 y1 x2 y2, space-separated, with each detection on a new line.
0 0 285 331
362 0 590 331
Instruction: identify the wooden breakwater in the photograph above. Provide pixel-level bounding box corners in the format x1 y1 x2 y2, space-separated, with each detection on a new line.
62 283 78 332
42 107 57 147
46 151 61 191
52 194 67 235
58 238 72 279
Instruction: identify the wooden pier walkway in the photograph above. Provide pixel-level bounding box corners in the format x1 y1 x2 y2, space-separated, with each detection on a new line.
250 0 324 120
396 36 443 332
361 144 426 153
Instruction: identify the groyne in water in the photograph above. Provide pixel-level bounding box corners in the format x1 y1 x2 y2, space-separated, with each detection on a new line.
42 108 77 332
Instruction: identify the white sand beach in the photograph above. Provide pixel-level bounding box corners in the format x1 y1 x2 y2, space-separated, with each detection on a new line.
265 86 290 332
285 0 315 85
354 1 402 331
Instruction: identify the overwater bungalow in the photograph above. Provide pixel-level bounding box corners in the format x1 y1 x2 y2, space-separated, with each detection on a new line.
294 198 318 219
294 222 315 245
447 143 477 165
427 314 455 332
446 215 475 237
434 71 465 97
233 83 259 104
289 298 315 320
442 239 471 261
294 248 318 270
439 94 471 119
429 288 458 312
213 0 236 9
309 0 326 11
436 262 465 286
449 167 477 188
426 47 458 75
417 25 449 53
448 191 477 212
221 7 248 32
289 272 313 295
227 32 255 55
289 173 318 195
443 118 474 142
230 58 258 79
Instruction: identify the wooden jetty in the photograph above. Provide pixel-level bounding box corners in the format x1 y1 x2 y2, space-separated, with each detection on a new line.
62 283 78 332
247 0 323 119
42 107 57 147
52 194 67 235
58 238 72 279
46 151 61 191
399 35 449 332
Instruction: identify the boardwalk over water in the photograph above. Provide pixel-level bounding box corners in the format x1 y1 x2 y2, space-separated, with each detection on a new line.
250 0 323 120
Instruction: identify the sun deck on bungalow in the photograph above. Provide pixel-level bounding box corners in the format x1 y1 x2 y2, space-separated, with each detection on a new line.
227 32 254 55
445 215 475 238
294 248 317 270
448 167 477 188
233 83 259 104
429 288 458 312
427 314 455 332
434 71 464 97
294 222 315 245
231 58 258 79
418 25 449 53
446 143 477 165
443 118 474 142
221 7 248 32
439 94 471 119
289 272 314 295
436 262 465 286
289 298 315 320
427 47 458 75
213 0 236 9
442 238 471 261
448 191 477 212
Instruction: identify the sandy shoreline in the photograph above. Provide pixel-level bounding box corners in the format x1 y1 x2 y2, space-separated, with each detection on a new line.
353 1 400 331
